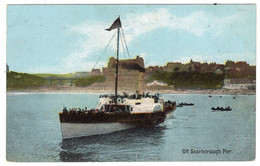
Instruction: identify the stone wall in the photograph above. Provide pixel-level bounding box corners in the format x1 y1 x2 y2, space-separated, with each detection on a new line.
102 56 145 92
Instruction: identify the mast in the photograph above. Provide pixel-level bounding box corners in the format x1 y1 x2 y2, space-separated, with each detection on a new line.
115 27 120 105
105 16 122 105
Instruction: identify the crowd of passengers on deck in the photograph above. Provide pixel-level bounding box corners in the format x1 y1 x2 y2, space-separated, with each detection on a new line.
62 100 176 115
62 105 131 115
100 92 160 100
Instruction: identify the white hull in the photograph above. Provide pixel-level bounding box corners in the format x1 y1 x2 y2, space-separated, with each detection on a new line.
61 122 134 139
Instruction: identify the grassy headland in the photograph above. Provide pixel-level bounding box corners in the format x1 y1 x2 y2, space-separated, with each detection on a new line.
7 71 46 90
6 71 255 95
148 71 225 89
74 76 105 87
6 71 105 90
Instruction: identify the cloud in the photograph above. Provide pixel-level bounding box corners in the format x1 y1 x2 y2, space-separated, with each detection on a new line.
145 61 160 67
60 8 246 73
123 8 243 38
139 52 148 58
139 52 157 66
58 21 117 73
28 59 106 74
27 65 66 74
71 21 118 52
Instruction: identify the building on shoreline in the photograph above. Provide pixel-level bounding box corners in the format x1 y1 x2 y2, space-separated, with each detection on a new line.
160 59 255 76
91 69 102 76
74 72 90 78
223 78 256 90
146 80 171 91
101 56 145 92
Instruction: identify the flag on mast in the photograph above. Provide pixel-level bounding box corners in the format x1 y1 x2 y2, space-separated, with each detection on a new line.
105 17 121 31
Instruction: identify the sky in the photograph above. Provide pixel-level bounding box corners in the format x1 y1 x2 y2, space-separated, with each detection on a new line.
6 4 256 74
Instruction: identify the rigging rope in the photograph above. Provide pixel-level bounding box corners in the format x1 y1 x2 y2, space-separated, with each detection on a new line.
121 28 131 59
119 31 127 59
92 27 130 70
92 31 117 70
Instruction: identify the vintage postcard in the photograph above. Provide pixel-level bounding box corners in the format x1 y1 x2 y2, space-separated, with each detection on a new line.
5 3 256 162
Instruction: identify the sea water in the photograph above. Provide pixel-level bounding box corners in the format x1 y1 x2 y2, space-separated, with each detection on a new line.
6 93 255 161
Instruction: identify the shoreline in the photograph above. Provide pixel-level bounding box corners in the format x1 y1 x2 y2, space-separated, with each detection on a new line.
6 87 256 95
